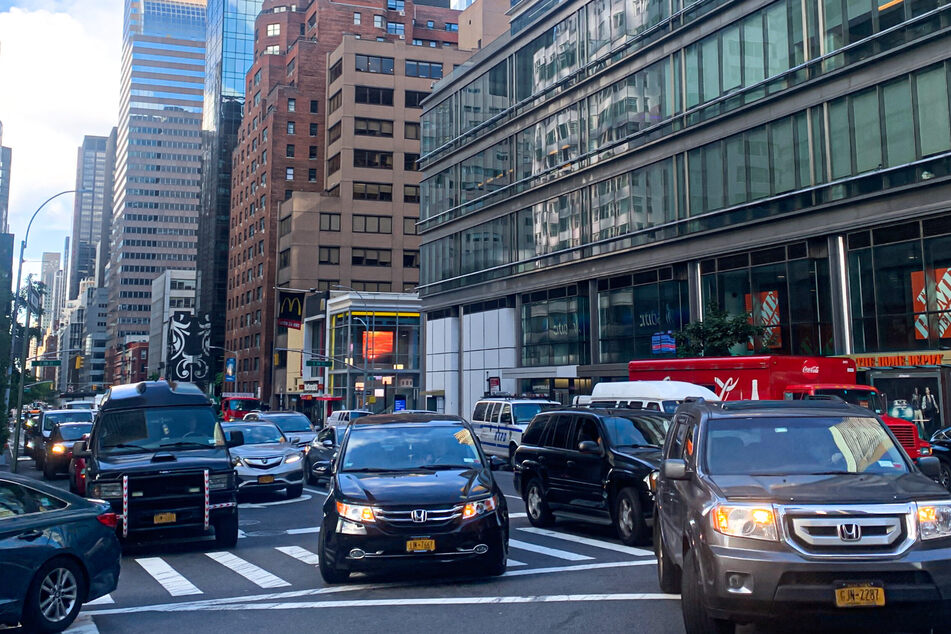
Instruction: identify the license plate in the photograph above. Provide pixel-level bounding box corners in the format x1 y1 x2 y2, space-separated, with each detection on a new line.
834 582 885 608
406 539 435 552
258 475 275 484
153 512 176 525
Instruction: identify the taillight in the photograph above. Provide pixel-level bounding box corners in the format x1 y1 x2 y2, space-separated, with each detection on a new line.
96 512 118 528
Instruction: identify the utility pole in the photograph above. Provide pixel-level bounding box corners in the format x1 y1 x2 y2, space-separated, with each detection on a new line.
11 277 34 473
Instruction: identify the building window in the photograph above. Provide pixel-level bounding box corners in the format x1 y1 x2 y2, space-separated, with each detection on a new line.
386 22 404 35
328 90 342 113
404 122 420 139
327 153 340 175
355 54 394 74
353 12 361 24
445 23 458 31
403 250 420 268
354 149 394 169
286 58 296 74
310 99 318 113
265 45 279 55
403 185 420 203
387 0 404 9
319 246 340 265
286 144 295 157
309 122 318 136
266 23 280 36
253 91 260 107
279 249 290 268
405 60 443 79
426 20 434 28
373 15 384 28
309 145 318 159
352 248 392 267
320 212 341 231
354 117 393 137
353 182 393 201
279 216 292 236
286 121 296 134
328 123 341 144
253 69 261 85
403 217 418 234
405 90 427 108
285 167 294 180
355 86 394 106
308 168 317 182
329 60 343 84
353 214 393 233
403 152 419 171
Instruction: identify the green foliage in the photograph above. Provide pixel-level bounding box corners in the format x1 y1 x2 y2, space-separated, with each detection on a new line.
675 303 773 357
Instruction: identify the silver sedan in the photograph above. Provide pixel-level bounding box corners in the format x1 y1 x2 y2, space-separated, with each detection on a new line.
223 422 305 498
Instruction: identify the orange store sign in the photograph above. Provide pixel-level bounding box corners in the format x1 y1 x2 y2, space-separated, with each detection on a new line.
853 353 946 368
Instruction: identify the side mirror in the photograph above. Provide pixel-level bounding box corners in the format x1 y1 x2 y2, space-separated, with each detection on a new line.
227 430 245 448
289 437 301 445
488 455 506 471
578 440 600 454
663 458 689 481
918 456 941 479
72 441 90 459
322 439 334 448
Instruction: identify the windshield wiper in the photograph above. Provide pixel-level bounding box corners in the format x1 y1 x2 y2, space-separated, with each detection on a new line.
745 470 855 476
158 441 212 449
615 443 661 449
341 467 414 473
102 443 152 451
412 464 471 470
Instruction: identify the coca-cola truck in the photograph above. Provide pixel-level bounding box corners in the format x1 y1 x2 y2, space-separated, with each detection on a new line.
626 355 930 459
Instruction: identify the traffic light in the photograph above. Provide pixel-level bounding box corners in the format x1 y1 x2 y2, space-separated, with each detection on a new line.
75 355 84 370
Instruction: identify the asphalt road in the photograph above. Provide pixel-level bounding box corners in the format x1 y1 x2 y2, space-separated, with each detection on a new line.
7 452 685 634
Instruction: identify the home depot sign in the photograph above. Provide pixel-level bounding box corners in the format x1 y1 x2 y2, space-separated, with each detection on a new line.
852 353 947 369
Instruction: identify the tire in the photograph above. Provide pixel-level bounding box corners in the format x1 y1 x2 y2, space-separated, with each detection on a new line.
43 459 57 480
614 488 648 546
478 539 507 577
318 525 350 584
654 514 681 594
524 478 555 527
21 557 87 634
305 460 318 485
682 548 734 634
214 512 239 549
286 482 304 498
508 444 518 471
35 449 45 470
938 459 951 492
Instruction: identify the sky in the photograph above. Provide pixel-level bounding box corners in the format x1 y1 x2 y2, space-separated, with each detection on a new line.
0 0 121 282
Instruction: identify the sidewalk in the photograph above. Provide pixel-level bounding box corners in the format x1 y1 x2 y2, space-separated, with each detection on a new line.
0 442 11 472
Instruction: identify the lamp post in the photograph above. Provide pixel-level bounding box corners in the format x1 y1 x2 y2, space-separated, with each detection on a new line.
331 285 371 410
209 344 240 396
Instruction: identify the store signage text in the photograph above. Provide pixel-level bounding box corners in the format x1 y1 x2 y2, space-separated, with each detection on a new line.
854 353 945 368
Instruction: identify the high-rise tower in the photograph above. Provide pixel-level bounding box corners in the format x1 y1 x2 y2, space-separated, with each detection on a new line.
69 135 108 300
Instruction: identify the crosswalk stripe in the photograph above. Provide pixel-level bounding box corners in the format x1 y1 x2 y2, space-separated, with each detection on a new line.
275 545 320 565
206 552 291 588
518 527 653 557
85 593 114 606
286 526 320 535
507 559 526 567
508 538 593 561
135 558 203 596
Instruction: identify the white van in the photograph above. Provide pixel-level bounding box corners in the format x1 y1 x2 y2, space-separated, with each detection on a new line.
587 380 717 414
325 409 372 426
470 398 560 464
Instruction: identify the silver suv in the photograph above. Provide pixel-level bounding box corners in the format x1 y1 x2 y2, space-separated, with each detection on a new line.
654 399 951 633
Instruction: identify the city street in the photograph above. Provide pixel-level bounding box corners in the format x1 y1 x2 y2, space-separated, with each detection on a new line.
9 456 684 634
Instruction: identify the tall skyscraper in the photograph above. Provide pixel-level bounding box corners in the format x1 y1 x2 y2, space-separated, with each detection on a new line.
105 0 207 379
197 0 262 374
40 252 60 332
69 135 108 300
0 120 11 233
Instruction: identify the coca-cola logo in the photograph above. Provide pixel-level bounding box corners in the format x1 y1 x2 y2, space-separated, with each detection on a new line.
802 362 820 375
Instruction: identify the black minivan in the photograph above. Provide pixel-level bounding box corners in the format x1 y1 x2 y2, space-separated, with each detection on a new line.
318 412 509 583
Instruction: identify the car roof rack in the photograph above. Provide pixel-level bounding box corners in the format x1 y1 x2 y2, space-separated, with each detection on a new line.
715 399 853 411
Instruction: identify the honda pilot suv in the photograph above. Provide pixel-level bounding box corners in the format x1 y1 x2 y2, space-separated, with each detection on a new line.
654 399 951 633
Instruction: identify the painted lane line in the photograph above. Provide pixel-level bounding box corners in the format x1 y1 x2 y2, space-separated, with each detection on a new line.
275 545 320 565
239 494 311 509
206 552 291 588
518 527 654 557
504 494 522 501
506 559 526 567
304 487 327 495
508 538 593 561
503 558 656 578
509 512 527 519
84 594 114 606
64 614 100 633
286 526 321 535
135 558 203 596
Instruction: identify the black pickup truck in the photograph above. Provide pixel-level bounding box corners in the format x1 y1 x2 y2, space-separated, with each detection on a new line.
74 381 239 546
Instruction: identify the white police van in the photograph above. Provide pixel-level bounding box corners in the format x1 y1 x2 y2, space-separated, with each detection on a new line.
470 396 559 466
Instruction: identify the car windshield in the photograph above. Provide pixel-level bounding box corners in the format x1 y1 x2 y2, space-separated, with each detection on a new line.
603 414 669 447
341 424 482 472
227 423 285 444
269 414 312 432
96 406 222 454
704 416 909 476
225 399 258 412
512 403 558 424
44 411 94 430
59 423 93 441
662 401 681 414
348 411 369 420
813 389 884 415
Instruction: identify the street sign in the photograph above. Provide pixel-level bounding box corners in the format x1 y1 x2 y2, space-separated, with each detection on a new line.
306 359 332 367
32 360 61 367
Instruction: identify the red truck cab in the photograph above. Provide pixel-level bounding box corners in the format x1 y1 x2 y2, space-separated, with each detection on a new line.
220 395 260 422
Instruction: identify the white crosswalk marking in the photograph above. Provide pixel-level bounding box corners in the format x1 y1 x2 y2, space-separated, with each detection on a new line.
85 593 115 606
135 558 203 596
508 539 593 561
506 559 526 567
518 527 654 557
206 552 291 588
286 526 320 535
275 545 320 565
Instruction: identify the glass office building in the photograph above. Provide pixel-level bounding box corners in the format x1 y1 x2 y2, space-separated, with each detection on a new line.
420 0 951 424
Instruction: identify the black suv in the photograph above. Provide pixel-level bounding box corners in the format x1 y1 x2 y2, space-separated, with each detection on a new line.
513 408 668 545
75 381 239 546
654 399 951 633
318 412 509 583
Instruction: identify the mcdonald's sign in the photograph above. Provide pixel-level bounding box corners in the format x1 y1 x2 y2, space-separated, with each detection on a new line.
277 290 304 329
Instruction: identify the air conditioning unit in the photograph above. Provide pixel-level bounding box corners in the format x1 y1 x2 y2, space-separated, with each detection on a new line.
399 33 405 39
399 9 405 16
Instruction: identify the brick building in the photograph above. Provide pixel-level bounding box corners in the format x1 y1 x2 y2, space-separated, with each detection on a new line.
226 0 464 400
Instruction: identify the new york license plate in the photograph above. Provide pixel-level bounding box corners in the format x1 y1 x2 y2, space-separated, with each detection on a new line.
834 582 885 608
406 539 435 552
153 512 176 525
258 475 275 484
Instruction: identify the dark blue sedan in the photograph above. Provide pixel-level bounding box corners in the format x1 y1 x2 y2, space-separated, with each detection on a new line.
0 472 121 632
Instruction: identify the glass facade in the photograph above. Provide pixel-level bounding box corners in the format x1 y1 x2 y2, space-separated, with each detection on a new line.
598 273 689 363
521 285 590 366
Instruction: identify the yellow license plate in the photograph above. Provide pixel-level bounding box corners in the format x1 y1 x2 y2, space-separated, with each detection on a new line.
258 475 275 484
834 583 885 608
406 539 435 552
153 512 176 525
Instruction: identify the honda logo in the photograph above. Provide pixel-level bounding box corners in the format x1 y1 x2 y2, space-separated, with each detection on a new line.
838 523 862 541
411 509 427 523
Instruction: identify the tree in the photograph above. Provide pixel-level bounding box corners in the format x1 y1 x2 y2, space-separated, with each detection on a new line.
675 303 772 357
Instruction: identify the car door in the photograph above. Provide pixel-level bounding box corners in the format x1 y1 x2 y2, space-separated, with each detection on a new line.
0 481 61 611
562 414 608 512
482 402 504 456
659 415 694 561
471 401 489 446
497 404 515 450
542 414 576 506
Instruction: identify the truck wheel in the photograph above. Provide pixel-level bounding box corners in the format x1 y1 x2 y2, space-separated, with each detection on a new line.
654 513 681 594
682 548 734 634
525 478 554 527
614 488 648 546
214 512 239 548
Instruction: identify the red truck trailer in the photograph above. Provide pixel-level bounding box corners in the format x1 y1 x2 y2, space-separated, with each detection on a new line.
627 356 929 459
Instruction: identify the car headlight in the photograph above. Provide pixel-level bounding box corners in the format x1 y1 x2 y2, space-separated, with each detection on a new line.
919 445 933 456
51 443 68 454
285 453 301 464
232 455 244 467
209 473 233 490
90 481 123 498
336 500 377 523
463 495 498 519
917 502 951 540
712 504 778 541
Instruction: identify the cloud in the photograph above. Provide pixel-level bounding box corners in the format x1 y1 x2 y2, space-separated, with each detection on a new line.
0 1 121 281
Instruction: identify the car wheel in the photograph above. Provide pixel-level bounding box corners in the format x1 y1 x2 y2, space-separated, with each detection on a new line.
478 540 507 577
654 513 681 594
35 450 45 470
525 478 554 527
508 444 518 470
318 525 350 584
614 488 648 546
286 483 304 498
214 512 239 549
22 557 87 634
682 548 734 634
938 459 951 491
305 461 318 485
43 460 57 480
